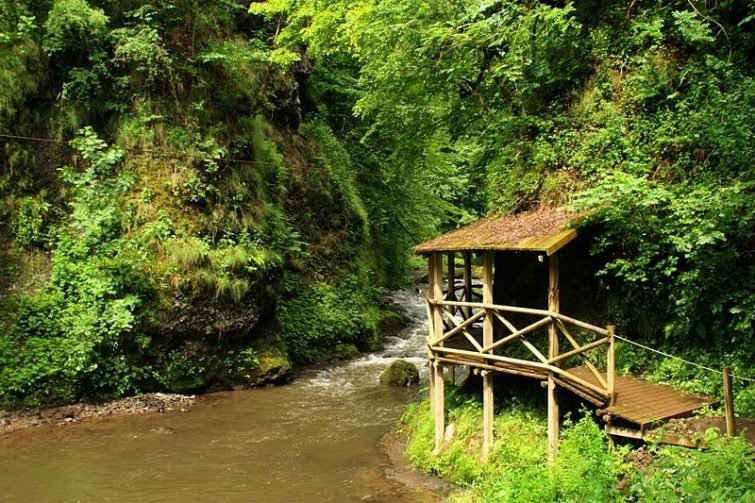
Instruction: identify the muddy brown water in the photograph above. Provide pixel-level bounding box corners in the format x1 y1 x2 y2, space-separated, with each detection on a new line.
0 291 443 503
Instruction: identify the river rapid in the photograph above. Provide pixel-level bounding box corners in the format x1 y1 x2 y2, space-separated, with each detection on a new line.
0 290 442 502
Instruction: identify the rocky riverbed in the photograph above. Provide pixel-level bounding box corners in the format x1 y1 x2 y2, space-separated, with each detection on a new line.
0 393 196 435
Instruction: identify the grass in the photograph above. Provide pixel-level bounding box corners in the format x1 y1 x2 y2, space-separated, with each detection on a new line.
400 387 755 502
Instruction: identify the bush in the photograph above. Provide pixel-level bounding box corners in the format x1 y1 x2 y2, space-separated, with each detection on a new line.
277 275 381 363
401 389 755 502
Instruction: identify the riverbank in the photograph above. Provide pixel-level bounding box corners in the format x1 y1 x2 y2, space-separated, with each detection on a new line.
381 429 454 502
0 393 196 435
400 390 755 502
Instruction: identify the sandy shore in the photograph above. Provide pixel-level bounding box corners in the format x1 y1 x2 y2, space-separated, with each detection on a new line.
0 393 196 435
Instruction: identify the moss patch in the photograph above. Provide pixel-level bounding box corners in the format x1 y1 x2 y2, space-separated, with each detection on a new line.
248 344 292 386
380 360 420 387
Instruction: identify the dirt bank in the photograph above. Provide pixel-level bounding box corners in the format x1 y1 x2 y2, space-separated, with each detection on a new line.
381 430 454 502
0 393 196 435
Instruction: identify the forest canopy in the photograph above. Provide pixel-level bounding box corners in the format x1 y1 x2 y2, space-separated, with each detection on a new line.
0 0 753 408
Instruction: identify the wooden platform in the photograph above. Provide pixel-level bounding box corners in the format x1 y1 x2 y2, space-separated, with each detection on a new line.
563 367 716 429
439 332 714 431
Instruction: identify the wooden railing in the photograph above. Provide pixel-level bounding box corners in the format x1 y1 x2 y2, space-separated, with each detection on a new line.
426 298 616 404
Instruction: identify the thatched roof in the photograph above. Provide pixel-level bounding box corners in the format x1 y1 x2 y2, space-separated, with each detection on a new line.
413 207 586 256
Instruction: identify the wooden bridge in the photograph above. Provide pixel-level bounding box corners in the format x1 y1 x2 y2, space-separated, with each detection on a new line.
415 209 715 461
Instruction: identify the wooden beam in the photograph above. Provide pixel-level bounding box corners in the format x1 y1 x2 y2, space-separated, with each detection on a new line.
434 310 486 346
482 317 552 353
447 253 456 302
482 251 494 460
556 319 608 389
431 253 444 345
547 253 560 463
435 357 546 380
463 251 473 318
428 299 610 336
547 337 610 365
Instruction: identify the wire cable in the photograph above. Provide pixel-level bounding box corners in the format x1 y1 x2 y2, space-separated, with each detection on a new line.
614 333 755 383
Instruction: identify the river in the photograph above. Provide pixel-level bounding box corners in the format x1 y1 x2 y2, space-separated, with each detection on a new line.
0 290 442 503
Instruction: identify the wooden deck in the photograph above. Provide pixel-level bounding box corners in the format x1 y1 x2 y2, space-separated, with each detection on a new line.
562 367 715 428
441 332 714 431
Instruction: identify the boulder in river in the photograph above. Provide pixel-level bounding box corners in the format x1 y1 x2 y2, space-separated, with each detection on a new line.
380 360 420 387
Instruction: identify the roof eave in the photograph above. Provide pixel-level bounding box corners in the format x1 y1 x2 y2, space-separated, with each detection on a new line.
412 227 580 256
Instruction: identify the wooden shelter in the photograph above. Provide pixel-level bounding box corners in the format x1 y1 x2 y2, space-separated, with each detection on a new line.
414 207 713 461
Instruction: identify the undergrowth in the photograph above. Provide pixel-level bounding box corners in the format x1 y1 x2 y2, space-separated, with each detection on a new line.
401 389 755 502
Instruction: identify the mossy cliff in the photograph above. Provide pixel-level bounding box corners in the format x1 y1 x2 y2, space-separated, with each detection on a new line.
0 1 402 407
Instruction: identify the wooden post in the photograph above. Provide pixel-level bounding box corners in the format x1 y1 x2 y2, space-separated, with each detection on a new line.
431 252 445 453
547 253 560 463
447 253 456 301
433 361 445 453
482 251 494 460
607 325 616 406
428 254 437 415
463 251 473 318
723 366 735 436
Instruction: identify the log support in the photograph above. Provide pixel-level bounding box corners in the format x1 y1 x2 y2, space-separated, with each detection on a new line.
482 251 495 459
723 366 736 436
607 325 616 406
433 361 445 453
430 252 445 453
547 253 560 463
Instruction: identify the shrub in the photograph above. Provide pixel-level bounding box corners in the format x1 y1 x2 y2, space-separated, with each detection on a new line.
278 275 380 363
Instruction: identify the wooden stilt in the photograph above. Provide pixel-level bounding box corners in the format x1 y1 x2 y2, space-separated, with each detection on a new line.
607 325 616 406
428 357 435 413
431 252 445 453
434 362 445 453
427 254 437 414
482 251 495 460
547 254 560 463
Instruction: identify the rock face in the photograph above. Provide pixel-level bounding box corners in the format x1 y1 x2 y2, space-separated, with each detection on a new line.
380 360 420 387
155 291 268 338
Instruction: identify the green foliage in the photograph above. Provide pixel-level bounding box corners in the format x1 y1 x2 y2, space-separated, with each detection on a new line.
0 2 42 123
261 0 755 378
0 129 148 405
0 0 421 407
402 392 755 502
278 275 381 363
10 193 51 248
112 23 172 90
628 433 755 502
1 0 751 417
43 0 109 56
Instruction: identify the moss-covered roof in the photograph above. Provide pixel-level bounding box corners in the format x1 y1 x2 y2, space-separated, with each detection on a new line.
413 207 586 256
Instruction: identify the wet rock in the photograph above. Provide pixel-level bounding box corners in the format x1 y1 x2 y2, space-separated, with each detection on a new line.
380 360 420 387
248 345 292 386
377 310 410 338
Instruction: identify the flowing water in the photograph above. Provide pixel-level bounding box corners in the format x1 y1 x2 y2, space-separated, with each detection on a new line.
0 290 442 503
